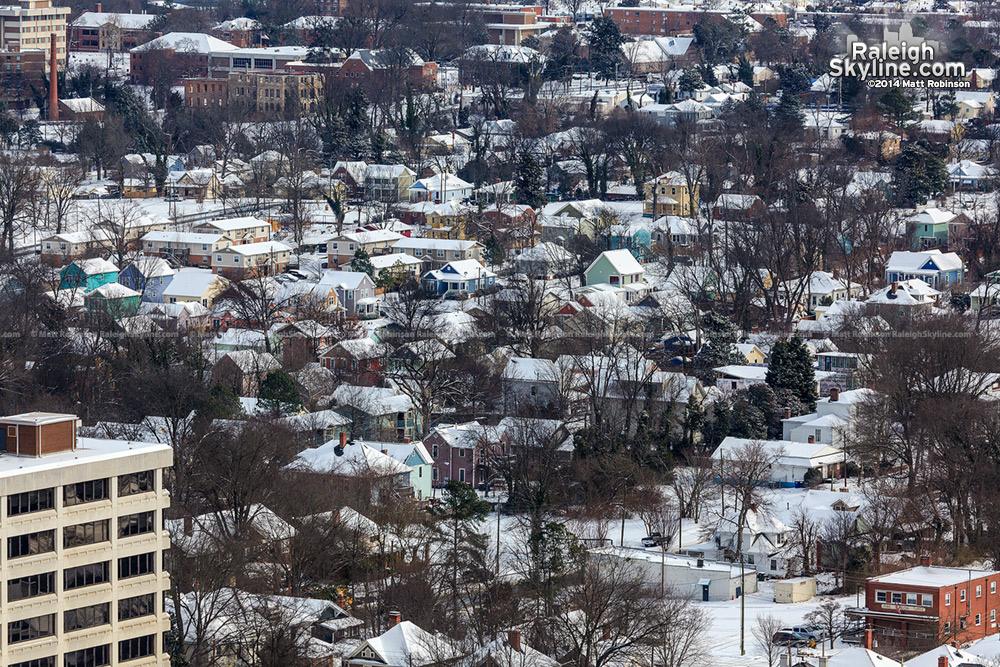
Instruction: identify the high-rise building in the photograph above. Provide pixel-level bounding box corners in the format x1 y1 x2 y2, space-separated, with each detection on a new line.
0 412 173 667
0 0 71 68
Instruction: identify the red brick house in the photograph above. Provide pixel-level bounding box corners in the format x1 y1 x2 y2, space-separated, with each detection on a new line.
848 557 1000 652
335 49 438 89
319 338 387 386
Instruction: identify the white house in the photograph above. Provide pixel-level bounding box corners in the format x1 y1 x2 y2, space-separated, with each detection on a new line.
781 388 875 446
407 174 473 203
711 437 846 488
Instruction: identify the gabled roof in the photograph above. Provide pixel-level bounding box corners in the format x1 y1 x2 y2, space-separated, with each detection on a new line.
163 268 225 298
88 282 140 300
352 621 456 667
72 11 158 29
885 250 963 273
425 260 495 281
126 256 175 279
198 216 269 232
133 32 238 53
71 257 118 275
502 357 558 382
291 439 412 477
586 249 644 276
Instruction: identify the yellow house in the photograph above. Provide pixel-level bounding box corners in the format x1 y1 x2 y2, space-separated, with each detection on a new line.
735 343 766 365
426 201 471 240
122 179 158 198
162 269 230 308
643 171 699 217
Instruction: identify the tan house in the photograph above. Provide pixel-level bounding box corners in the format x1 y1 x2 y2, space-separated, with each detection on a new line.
643 171 699 217
327 229 402 267
142 231 231 268
162 268 230 308
166 169 223 200
212 241 292 278
193 217 272 245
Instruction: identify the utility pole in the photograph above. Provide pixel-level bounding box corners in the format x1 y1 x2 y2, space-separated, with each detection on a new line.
740 553 746 656
496 500 502 575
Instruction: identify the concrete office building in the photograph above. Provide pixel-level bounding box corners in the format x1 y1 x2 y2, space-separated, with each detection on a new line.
0 412 173 667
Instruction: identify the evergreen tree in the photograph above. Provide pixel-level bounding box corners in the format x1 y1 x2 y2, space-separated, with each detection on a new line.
350 248 376 277
878 88 918 129
774 91 804 132
259 370 301 414
766 337 817 411
586 17 625 80
893 140 948 206
431 481 492 630
483 235 504 267
692 311 743 382
678 67 704 94
514 147 547 209
544 27 579 82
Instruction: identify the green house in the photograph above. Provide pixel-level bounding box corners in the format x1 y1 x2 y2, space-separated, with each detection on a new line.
60 258 120 291
84 283 141 320
584 249 645 287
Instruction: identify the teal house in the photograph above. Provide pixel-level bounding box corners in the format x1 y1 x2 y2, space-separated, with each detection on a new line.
60 258 120 291
584 249 645 287
607 222 652 260
84 283 141 320
375 440 435 500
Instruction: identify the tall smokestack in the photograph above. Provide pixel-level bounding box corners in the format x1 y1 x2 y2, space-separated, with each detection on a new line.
49 34 58 121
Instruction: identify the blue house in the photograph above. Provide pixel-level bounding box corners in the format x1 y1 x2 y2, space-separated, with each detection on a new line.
59 258 119 291
884 250 964 289
119 257 176 302
422 260 496 296
606 222 652 260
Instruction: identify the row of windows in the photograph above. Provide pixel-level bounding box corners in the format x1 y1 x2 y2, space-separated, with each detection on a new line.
9 638 156 666
877 580 999 607
6 472 156 517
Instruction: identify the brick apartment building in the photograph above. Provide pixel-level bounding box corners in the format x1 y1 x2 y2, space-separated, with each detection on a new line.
848 557 1000 652
604 7 785 36
68 10 157 53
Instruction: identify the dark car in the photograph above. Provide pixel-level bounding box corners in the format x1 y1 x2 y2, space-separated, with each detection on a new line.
641 532 667 547
772 631 811 647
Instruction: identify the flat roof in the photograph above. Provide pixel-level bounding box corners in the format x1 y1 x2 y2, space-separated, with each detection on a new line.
0 437 171 480
1 412 78 426
871 565 1000 588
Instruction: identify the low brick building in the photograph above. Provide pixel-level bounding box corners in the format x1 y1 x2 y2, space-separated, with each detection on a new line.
848 557 1000 653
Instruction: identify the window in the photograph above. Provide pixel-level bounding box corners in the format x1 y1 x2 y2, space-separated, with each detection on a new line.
961 589 967 602
119 634 156 662
890 592 902 604
118 593 156 621
64 603 110 632
432 444 439 458
8 572 54 601
978 585 983 598
64 644 110 667
906 593 918 605
64 561 110 590
119 552 155 580
945 621 952 634
458 468 465 483
8 489 54 516
432 467 438 481
459 448 466 458
921 594 933 607
993 610 997 623
119 471 154 496
977 614 982 626
119 512 155 538
770 559 778 570
63 479 108 506
8 530 54 559
64 520 109 549
946 593 951 605
11 658 55 667
876 591 887 603
993 582 997 594
8 613 55 643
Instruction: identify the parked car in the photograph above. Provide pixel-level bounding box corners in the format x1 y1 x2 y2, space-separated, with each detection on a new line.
772 631 812 647
788 625 825 641
641 532 668 547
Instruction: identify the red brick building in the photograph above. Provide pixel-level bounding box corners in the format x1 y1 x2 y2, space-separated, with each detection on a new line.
604 7 785 36
335 49 438 88
848 557 1000 652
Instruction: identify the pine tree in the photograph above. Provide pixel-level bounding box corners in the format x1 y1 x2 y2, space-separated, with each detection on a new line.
350 248 375 278
586 17 625 80
483 235 504 267
692 311 743 382
514 147 547 209
765 337 817 411
259 370 302 414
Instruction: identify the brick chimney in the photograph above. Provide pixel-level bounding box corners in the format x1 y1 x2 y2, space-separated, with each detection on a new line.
507 630 522 653
403 437 411 444
921 554 932 567
783 407 791 419
830 388 840 402
49 34 58 121
807 435 815 444
388 611 401 626
891 281 898 294
339 431 347 447
96 2 102 10
938 656 948 667
832 268 840 281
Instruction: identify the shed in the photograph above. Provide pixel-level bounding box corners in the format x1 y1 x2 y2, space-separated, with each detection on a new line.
774 576 816 603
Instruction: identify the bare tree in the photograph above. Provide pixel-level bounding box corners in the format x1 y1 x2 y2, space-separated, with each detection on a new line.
0 152 39 257
717 440 783 558
804 600 848 650
751 614 784 667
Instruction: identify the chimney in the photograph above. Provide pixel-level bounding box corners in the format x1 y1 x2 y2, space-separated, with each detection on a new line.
938 657 949 667
783 407 791 419
48 34 58 121
818 658 830 667
865 625 873 650
339 431 347 447
891 281 898 293
96 2 101 10
751 326 759 334
808 435 815 444
696 558 704 568
403 437 410 444
388 611 401 626
920 554 932 567
337 591 345 607
832 268 840 281
382 449 388 455
507 630 522 653
183 516 193 536
830 388 840 402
